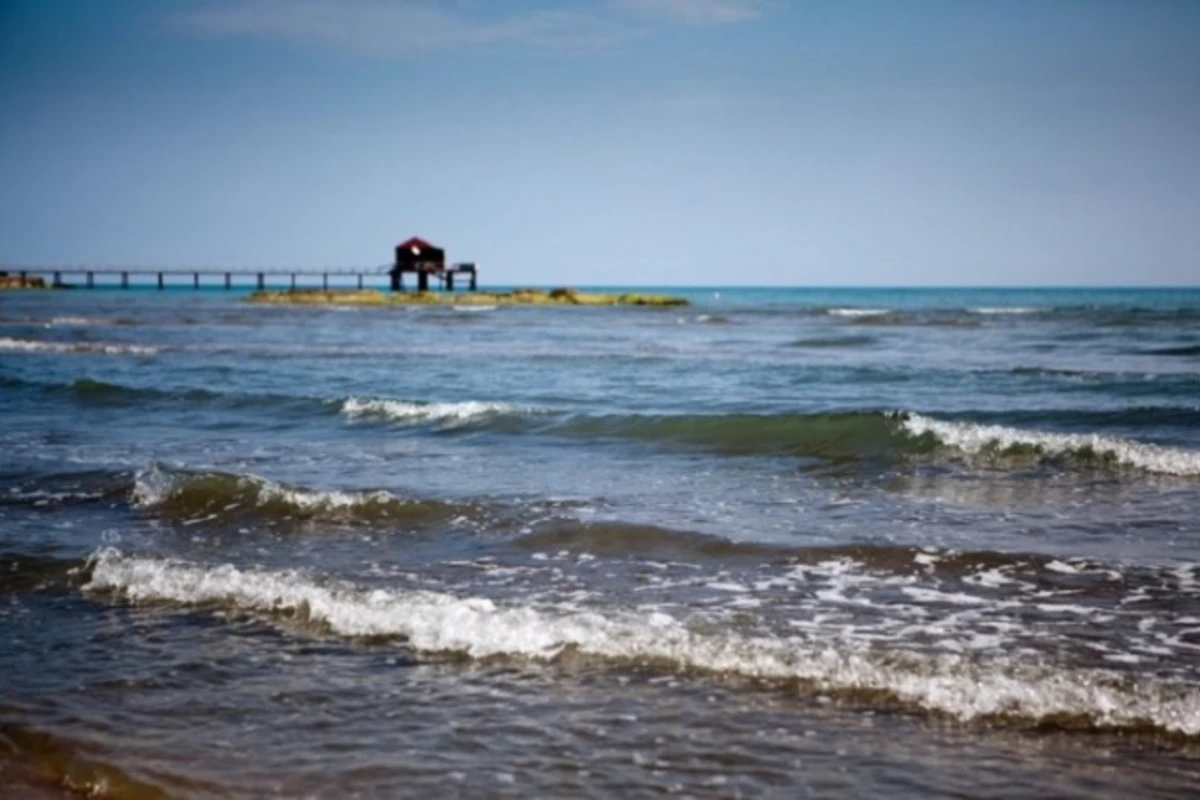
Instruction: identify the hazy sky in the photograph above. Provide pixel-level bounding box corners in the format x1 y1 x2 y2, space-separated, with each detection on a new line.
2 0 1198 285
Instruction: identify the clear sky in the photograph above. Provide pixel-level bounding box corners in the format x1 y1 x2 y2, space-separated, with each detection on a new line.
1 0 1198 286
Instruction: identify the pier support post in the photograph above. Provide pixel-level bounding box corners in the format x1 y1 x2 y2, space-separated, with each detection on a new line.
257 273 265 290
322 273 328 291
357 274 363 290
87 271 94 289
53 271 61 288
446 272 455 291
291 273 296 291
225 272 231 290
417 271 429 292
121 271 129 289
194 273 200 290
469 270 477 291
19 271 27 286
158 272 164 290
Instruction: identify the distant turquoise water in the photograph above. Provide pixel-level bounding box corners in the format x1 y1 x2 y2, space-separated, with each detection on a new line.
2 285 1199 797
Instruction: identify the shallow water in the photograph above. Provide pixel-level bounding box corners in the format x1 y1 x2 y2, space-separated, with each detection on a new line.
2 286 1199 797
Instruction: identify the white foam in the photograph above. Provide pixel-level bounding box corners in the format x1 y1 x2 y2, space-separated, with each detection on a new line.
964 568 1020 588
0 337 158 355
341 397 528 426
827 308 890 318
50 316 111 326
969 307 1040 315
901 412 1200 477
84 550 1200 735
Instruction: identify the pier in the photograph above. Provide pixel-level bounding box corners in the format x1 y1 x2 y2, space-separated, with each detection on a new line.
3 236 480 293
0 266 394 291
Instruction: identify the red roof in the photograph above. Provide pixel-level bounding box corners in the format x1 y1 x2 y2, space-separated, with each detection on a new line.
397 237 439 250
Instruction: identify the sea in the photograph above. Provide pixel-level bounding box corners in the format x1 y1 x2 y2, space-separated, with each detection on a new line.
1 284 1199 798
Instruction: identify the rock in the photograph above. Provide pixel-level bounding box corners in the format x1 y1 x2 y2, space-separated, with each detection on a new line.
246 288 689 308
0 273 48 290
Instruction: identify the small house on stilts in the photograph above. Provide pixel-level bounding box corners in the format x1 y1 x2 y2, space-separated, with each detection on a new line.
390 237 477 292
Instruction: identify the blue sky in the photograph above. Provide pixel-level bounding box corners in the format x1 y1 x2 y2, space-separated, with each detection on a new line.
1 0 1197 286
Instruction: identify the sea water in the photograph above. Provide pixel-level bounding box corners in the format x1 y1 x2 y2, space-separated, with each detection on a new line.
1 286 1199 797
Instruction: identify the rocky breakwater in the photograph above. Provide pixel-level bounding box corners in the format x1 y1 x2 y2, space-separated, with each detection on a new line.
246 287 689 307
0 272 48 289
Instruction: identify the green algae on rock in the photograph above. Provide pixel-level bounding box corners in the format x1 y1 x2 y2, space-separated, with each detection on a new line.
245 288 689 307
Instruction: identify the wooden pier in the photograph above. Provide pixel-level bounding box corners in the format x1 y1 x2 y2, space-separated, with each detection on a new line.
3 237 480 293
1 266 394 291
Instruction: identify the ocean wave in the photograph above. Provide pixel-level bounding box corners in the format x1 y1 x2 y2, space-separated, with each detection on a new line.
0 468 131 510
341 397 535 426
968 307 1041 315
551 410 911 462
0 374 333 417
42 315 139 327
826 308 890 317
130 465 463 527
513 522 1069 574
0 720 172 799
787 334 876 349
0 336 159 355
692 313 731 324
514 520 795 561
0 552 88 594
50 315 108 326
84 549 1200 737
547 409 1200 476
901 413 1200 477
1140 344 1200 358
67 377 217 406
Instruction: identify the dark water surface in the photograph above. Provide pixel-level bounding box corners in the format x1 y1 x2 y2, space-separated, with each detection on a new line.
2 286 1199 797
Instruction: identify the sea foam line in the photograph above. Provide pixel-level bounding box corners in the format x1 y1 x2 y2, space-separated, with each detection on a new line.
49 316 111 326
341 397 530 425
0 337 158 355
901 413 1200 477
826 308 890 318
84 550 1200 735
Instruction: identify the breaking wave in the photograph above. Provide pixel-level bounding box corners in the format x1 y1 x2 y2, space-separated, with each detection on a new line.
900 413 1200 477
84 549 1200 738
341 397 536 426
130 465 465 528
825 308 890 318
547 410 1200 476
